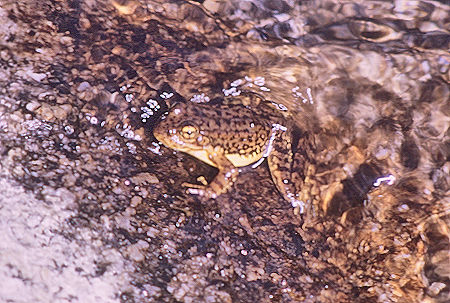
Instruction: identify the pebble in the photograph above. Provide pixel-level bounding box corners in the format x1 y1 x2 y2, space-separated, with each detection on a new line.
26 101 41 112
130 196 142 207
28 71 47 82
53 104 72 120
12 165 24 177
37 104 55 121
77 81 91 92
59 36 72 45
131 172 160 185
428 282 446 296
34 103 73 121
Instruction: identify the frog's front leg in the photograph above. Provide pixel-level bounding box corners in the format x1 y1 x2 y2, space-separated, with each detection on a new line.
183 146 239 199
267 124 307 213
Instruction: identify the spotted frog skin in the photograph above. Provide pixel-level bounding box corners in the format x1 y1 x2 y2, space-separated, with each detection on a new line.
153 100 307 212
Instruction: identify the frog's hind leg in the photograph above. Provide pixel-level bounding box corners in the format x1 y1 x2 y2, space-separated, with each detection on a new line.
267 126 307 213
183 149 239 199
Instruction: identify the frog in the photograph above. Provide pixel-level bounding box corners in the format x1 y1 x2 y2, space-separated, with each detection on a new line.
153 97 310 213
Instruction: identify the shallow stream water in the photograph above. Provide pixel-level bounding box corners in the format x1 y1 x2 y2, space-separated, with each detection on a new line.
0 1 448 302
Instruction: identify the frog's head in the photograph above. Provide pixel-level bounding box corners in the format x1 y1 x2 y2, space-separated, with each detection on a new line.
153 102 210 152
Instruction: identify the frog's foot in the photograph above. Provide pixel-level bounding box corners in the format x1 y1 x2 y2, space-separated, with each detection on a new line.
290 198 307 214
182 165 239 200
182 182 219 199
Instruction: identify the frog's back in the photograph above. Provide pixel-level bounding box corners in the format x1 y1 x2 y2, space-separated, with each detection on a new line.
194 103 272 167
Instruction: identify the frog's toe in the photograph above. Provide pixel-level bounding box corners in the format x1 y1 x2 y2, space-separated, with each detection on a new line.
186 187 203 196
188 188 218 199
183 183 218 199
291 199 306 214
182 181 204 189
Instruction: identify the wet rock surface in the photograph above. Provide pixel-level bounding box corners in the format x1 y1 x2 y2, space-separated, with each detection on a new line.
0 0 449 302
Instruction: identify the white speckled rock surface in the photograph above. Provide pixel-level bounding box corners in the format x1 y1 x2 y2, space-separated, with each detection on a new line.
0 176 134 303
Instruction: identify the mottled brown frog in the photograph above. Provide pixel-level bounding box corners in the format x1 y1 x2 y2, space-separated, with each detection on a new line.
153 100 309 213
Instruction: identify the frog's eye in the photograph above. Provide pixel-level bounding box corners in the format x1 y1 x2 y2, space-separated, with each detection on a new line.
180 124 199 140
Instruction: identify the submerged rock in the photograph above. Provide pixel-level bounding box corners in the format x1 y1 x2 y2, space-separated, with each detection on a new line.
0 0 448 302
